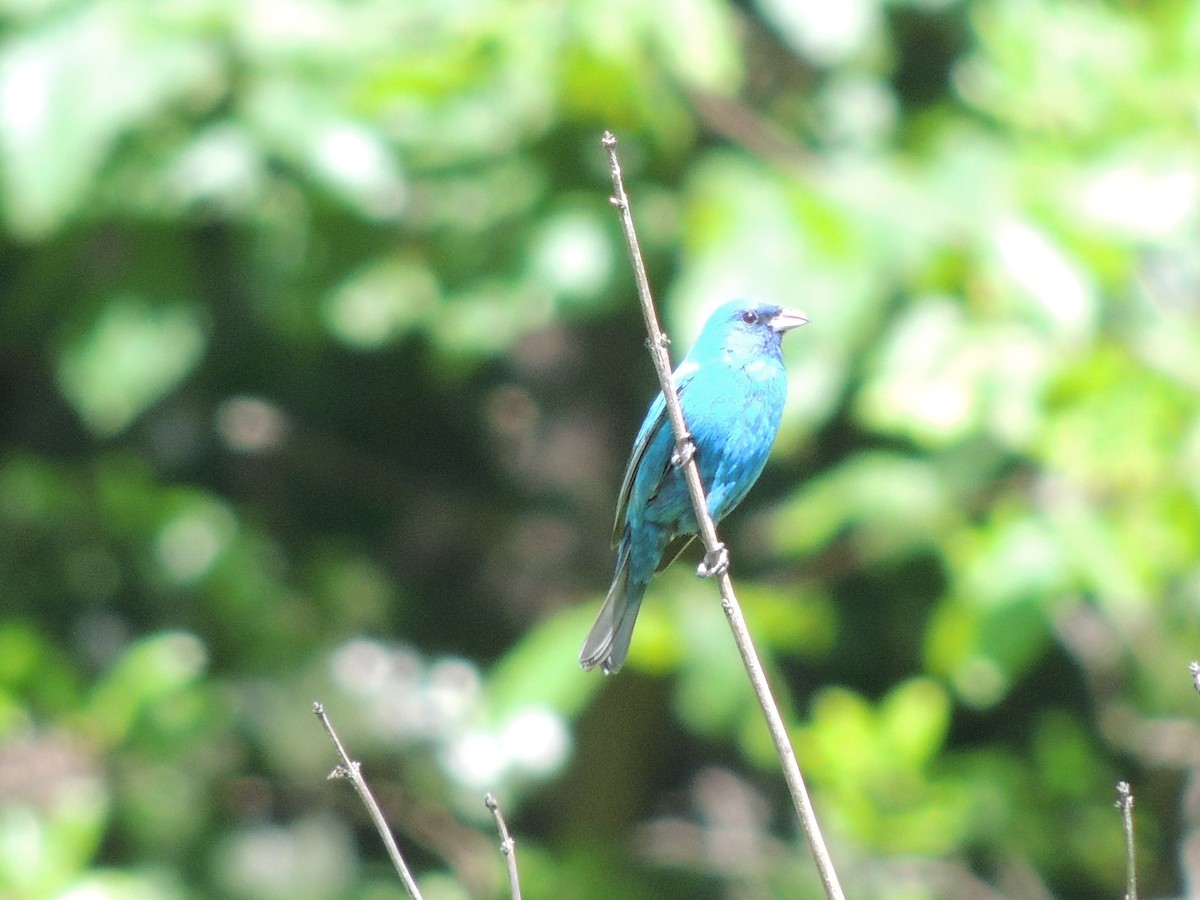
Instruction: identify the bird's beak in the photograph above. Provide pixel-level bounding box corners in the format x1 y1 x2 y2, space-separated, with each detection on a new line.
769 308 810 333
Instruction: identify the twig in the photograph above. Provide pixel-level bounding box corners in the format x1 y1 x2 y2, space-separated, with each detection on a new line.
1116 781 1137 900
313 701 424 900
485 793 522 900
601 130 846 900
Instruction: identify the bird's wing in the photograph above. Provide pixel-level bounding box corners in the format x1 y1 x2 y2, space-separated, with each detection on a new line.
611 361 700 546
655 533 696 572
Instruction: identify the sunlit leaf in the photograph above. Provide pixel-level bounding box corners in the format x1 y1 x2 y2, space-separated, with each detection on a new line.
0 4 218 237
57 298 206 438
87 632 208 750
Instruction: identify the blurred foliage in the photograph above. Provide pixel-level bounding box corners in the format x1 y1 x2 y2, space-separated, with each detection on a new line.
1 0 1199 897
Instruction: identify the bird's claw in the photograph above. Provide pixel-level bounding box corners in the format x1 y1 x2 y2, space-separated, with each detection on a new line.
697 545 729 578
671 438 695 468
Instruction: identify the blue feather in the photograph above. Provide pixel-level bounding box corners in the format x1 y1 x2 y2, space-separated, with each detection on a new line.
581 300 808 674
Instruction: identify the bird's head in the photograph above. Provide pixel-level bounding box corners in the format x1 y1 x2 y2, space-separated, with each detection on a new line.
690 300 809 363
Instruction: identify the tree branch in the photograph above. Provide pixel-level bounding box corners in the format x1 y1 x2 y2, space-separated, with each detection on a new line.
601 130 846 900
313 701 424 900
1116 780 1137 900
485 793 522 900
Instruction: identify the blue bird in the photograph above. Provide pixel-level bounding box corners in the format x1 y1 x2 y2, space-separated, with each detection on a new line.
581 300 809 674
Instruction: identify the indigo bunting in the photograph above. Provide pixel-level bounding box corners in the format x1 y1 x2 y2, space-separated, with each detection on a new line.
580 300 809 674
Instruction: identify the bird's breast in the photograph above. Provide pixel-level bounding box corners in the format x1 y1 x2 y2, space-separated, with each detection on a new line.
743 357 777 381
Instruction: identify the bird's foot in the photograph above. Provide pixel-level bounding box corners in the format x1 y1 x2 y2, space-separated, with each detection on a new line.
697 545 729 578
671 437 695 468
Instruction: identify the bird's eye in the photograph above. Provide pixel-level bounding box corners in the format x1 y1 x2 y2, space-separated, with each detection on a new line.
740 311 758 325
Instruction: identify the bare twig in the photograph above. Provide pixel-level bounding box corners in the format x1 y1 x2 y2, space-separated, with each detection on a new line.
601 130 845 900
1116 781 1137 900
313 701 424 900
485 793 522 900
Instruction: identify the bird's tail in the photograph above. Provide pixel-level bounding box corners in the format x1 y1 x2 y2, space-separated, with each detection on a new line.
580 546 647 675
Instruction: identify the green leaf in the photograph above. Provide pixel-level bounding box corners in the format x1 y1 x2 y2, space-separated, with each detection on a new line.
57 297 206 437
0 4 218 237
87 632 208 750
485 605 603 723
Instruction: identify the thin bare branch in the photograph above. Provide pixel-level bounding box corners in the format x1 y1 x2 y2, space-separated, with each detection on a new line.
601 130 845 900
485 793 522 900
313 701 424 900
1116 780 1137 900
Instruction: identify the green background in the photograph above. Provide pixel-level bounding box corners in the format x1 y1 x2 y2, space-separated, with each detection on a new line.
2 0 1199 897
